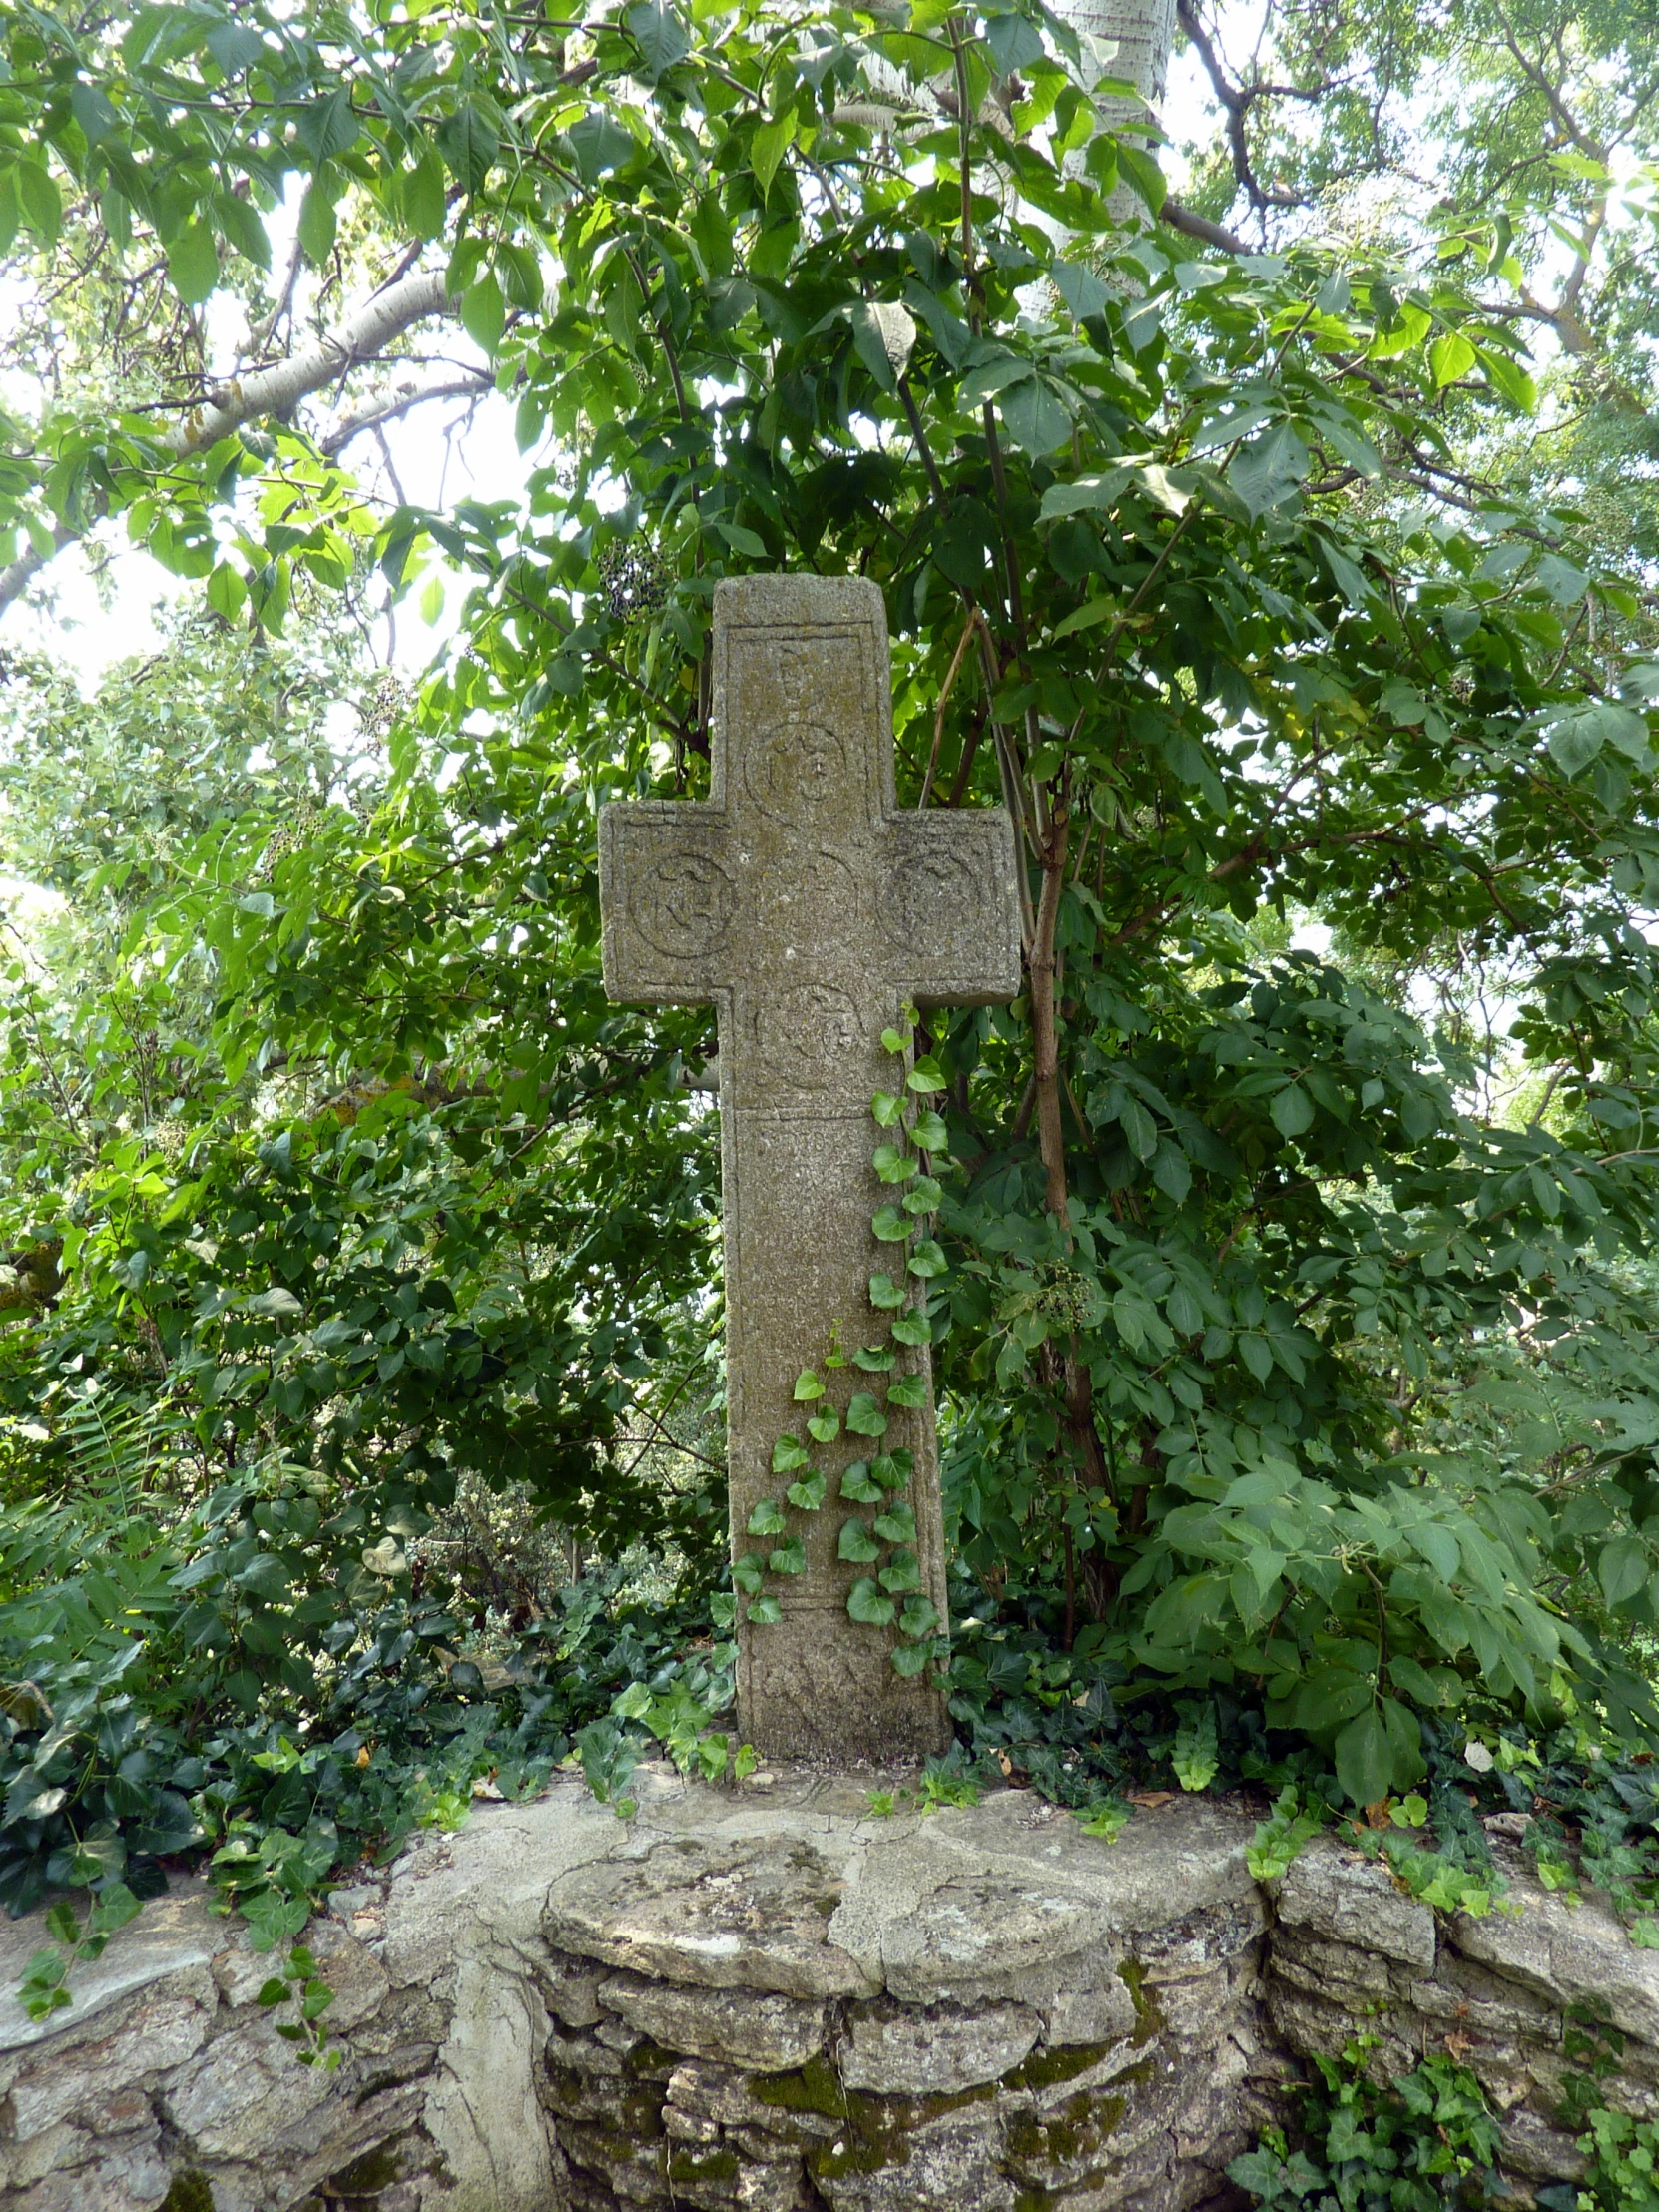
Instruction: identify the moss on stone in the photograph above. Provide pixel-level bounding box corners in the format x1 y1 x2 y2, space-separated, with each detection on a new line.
1001 2040 1115 2093
1118 1957 1166 2047
158 2174 215 2212
754 2053 998 2181
668 2143 743 2185
327 2138 406 2194
1004 2087 1127 2171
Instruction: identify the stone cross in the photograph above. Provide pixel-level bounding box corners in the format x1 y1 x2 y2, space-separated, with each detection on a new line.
599 575 1020 1761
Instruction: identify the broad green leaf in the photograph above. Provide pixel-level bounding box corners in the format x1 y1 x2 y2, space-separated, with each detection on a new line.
167 222 220 302
846 1578 895 1627
838 1516 880 1563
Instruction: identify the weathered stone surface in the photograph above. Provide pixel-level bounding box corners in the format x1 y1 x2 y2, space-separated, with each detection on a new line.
838 1997 1041 2092
600 1973 826 2069
598 573 1021 1762
1274 1842 1437 1969
10 1777 1659 2212
545 1833 878 2000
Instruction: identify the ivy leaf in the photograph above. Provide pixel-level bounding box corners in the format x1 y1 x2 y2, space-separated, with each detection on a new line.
878 1548 921 1594
786 1470 826 1511
903 1176 943 1214
897 1596 940 1641
846 1578 896 1627
839 1461 884 1503
768 1536 806 1575
793 1370 824 1399
748 1595 783 1626
869 1273 906 1309
807 1408 840 1444
872 1145 915 1183
852 1345 895 1372
890 1641 932 1676
907 1056 947 1093
871 1205 911 1242
907 1241 949 1278
910 1111 949 1153
889 1311 931 1347
771 1434 811 1473
747 1498 787 1536
838 1517 880 1563
872 1450 912 1491
887 1372 927 1408
845 1392 888 1436
873 1502 916 1545
871 1091 905 1127
732 1553 766 1594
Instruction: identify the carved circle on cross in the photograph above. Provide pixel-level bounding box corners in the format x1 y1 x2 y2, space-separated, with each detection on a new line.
753 982 862 1089
632 849 737 957
743 719 846 819
892 844 980 950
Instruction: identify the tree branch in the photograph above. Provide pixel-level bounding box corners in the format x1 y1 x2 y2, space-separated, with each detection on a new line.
0 268 456 620
319 368 493 458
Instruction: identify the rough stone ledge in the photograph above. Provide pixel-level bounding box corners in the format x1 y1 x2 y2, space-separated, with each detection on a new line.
0 1771 1646 2212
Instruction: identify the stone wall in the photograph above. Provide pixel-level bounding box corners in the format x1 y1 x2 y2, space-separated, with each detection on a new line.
0 1770 1651 2212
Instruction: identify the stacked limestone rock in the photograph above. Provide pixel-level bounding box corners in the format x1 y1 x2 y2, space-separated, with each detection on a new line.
1 1773 1657 2211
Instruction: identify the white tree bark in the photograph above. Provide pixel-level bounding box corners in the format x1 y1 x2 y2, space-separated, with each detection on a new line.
0 268 454 620
1057 0 1178 106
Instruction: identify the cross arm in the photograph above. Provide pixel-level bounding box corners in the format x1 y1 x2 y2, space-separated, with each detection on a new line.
598 801 736 1005
884 807 1022 1008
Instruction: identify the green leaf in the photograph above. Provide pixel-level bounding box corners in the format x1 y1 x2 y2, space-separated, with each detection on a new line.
871 1091 905 1127
1333 1706 1393 1809
768 1536 806 1575
887 1372 926 1408
1270 1084 1315 1138
437 105 499 194
890 1311 931 1347
869 1273 906 1309
838 1516 880 1563
846 1578 896 1627
166 221 220 303
297 90 360 164
1429 331 1477 386
1039 468 1133 523
807 1407 840 1443
897 1596 940 1641
17 163 61 246
793 1369 824 1399
845 1392 888 1437
1600 1536 1649 1609
907 1240 948 1279
872 1145 916 1183
911 1110 949 1153
732 1553 766 1594
402 147 447 240
296 171 339 265
748 1594 783 1626
771 1435 810 1473
747 1498 787 1536
878 1548 921 1594
751 108 796 203
907 1056 947 1093
840 1461 884 1503
627 0 691 78
460 274 505 355
873 1502 916 1545
786 1470 826 1511
872 1205 911 1242
1228 422 1310 519
872 1450 912 1491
